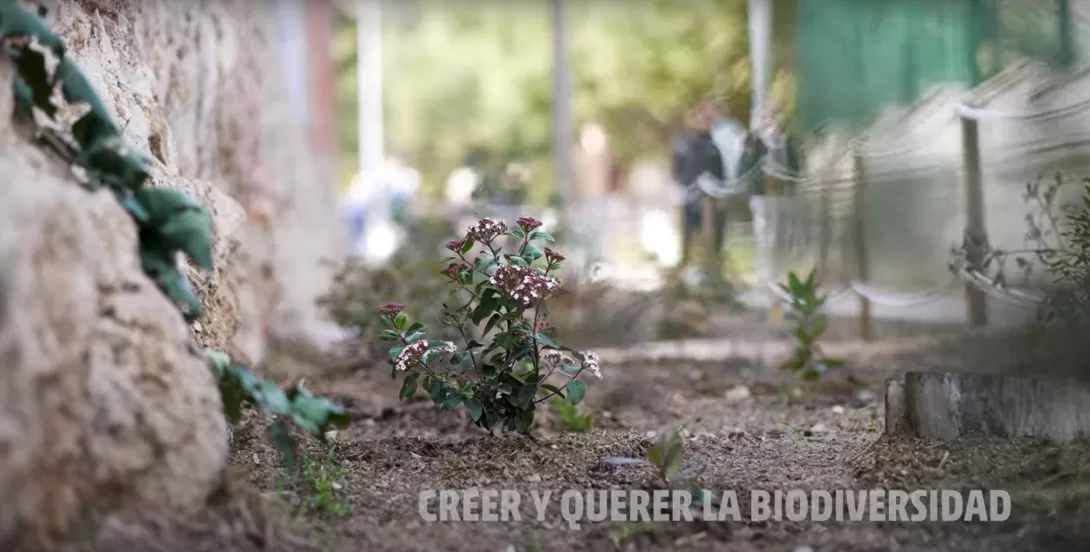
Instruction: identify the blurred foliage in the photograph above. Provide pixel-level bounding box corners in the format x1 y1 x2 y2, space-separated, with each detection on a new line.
949 173 1090 381
319 216 465 359
334 0 798 199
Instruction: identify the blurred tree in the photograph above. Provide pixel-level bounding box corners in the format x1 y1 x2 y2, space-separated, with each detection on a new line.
333 0 798 201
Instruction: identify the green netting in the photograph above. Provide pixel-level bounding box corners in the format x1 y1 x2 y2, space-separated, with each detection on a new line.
795 0 1078 133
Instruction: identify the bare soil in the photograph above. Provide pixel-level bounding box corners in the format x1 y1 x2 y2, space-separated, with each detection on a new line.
61 311 1090 552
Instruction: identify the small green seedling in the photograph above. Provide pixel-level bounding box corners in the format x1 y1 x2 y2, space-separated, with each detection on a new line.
550 396 596 432
301 444 350 516
647 427 685 485
779 269 843 381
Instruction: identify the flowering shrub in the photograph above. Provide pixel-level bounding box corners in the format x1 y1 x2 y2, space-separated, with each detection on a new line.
377 217 602 434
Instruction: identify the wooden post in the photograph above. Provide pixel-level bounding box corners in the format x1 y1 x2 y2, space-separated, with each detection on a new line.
817 178 831 277
960 114 988 327
851 151 873 341
765 178 783 328
701 195 717 274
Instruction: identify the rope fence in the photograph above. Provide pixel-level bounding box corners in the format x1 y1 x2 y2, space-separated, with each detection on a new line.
688 84 1090 333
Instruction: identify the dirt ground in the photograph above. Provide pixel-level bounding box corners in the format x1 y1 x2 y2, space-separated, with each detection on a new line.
62 311 1090 552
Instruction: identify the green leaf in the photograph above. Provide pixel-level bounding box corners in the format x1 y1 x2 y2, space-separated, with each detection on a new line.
780 357 805 372
471 292 499 324
566 380 586 405
793 327 812 345
206 349 231 373
253 380 293 414
514 408 535 433
539 383 564 397
665 442 684 481
406 321 425 334
158 209 214 270
393 312 408 332
267 421 298 474
810 316 828 338
559 363 581 376
787 272 801 290
483 313 503 335
532 332 561 349
378 329 400 341
464 397 484 421
460 239 475 255
514 382 537 408
399 373 420 401
529 231 555 243
427 378 446 404
388 344 406 362
523 243 543 261
441 394 463 410
508 229 526 240
219 371 245 423
647 443 664 467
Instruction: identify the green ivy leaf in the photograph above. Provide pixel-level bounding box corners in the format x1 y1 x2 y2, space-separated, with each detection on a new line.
219 371 245 423
159 209 214 270
267 420 298 474
206 349 231 374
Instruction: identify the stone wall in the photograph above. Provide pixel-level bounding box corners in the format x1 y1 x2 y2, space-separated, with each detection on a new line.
0 0 349 547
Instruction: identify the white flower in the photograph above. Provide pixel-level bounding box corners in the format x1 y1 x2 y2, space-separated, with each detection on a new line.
580 351 602 379
395 340 457 371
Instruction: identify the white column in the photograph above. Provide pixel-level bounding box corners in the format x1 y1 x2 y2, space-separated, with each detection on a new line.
357 0 384 190
747 0 772 130
550 0 573 217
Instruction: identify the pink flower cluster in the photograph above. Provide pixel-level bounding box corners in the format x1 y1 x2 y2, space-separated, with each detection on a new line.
466 218 508 243
489 263 559 308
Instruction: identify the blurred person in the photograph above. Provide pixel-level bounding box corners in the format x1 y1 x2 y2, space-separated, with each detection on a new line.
671 98 735 269
572 122 614 270
343 172 374 256
446 151 483 234
385 155 421 224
